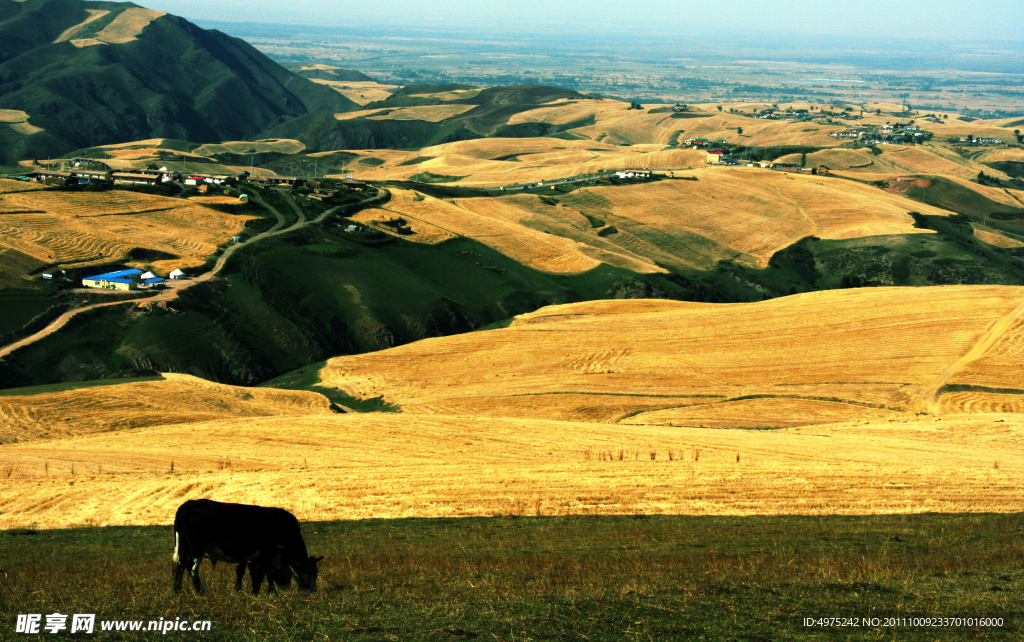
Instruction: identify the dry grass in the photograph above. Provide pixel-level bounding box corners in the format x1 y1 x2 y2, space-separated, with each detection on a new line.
5 287 1024 529
801 144 1008 182
191 139 306 156
0 412 1022 530
319 286 1024 421
187 195 246 206
369 188 604 273
409 168 947 273
0 178 46 194
0 373 335 444
974 225 1024 248
0 110 31 123
71 8 164 47
331 168 953 273
347 207 458 244
0 190 252 272
369 104 476 122
310 80 399 106
53 9 109 43
0 110 42 135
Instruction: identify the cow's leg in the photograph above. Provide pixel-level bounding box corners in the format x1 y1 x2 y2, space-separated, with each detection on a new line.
235 563 247 591
189 557 205 594
173 561 185 593
249 564 266 596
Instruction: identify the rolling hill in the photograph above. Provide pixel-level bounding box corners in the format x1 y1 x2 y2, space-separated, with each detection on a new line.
0 0 359 165
315 286 1024 422
2 286 1024 529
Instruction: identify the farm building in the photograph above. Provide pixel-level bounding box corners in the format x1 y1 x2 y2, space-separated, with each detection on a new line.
76 170 112 183
30 169 74 185
112 173 159 185
260 176 302 188
82 268 144 291
707 151 725 164
138 271 166 289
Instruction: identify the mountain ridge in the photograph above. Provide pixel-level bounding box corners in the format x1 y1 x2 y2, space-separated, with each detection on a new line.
0 0 360 164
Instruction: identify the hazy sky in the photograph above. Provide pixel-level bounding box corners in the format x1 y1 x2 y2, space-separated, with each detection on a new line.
140 0 1024 42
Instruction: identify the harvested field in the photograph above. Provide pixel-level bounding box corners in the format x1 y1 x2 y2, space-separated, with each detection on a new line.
187 195 245 206
975 148 1024 164
974 225 1024 248
0 110 42 135
318 286 1024 421
803 145 1006 181
335 138 701 186
0 179 46 194
369 104 476 122
0 190 252 273
71 7 164 47
53 9 109 43
339 169 952 272
0 373 334 444
311 80 398 106
0 412 1022 529
334 108 388 121
348 207 457 245
191 139 306 156
373 189 604 273
0 110 31 123
455 168 949 271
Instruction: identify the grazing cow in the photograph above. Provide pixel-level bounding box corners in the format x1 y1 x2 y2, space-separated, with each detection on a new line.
172 499 322 595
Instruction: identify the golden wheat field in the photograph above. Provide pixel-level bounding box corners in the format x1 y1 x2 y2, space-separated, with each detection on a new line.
0 373 334 443
0 178 46 194
190 139 307 156
331 138 711 186
0 189 252 274
4 287 1024 528
973 225 1024 248
70 7 164 47
784 144 1006 181
318 286 1024 421
311 79 399 105
373 168 952 273
0 412 1022 530
367 188 607 273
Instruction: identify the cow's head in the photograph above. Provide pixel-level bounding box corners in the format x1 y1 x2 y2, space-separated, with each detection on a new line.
293 555 323 591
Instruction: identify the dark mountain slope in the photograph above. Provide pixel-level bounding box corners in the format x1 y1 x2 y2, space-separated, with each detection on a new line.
270 84 594 151
0 0 359 164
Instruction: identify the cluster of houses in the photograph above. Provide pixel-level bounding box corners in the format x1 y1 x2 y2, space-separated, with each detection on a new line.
955 136 1004 145
829 124 934 145
77 268 186 291
703 151 828 174
27 167 241 187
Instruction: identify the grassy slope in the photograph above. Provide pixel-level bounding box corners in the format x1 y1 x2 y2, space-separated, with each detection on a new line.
0 0 359 163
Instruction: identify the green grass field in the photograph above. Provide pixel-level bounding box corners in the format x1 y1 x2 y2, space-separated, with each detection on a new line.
2 513 1021 640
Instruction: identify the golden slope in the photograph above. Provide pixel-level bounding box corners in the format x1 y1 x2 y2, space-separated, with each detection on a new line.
0 373 335 444
0 413 1021 529
70 8 164 47
379 168 951 273
318 286 1024 424
0 190 252 273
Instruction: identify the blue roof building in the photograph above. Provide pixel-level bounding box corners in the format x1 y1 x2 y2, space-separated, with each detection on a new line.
82 268 145 291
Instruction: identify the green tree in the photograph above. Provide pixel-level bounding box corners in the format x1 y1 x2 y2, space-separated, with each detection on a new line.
717 105 723 111
737 127 743 135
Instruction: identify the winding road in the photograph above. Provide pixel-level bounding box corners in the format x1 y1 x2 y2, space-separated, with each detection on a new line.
0 188 385 361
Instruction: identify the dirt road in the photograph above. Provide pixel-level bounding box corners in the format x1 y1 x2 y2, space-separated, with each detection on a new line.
0 188 385 361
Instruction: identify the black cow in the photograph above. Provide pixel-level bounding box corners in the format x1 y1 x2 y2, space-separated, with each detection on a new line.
172 499 322 595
